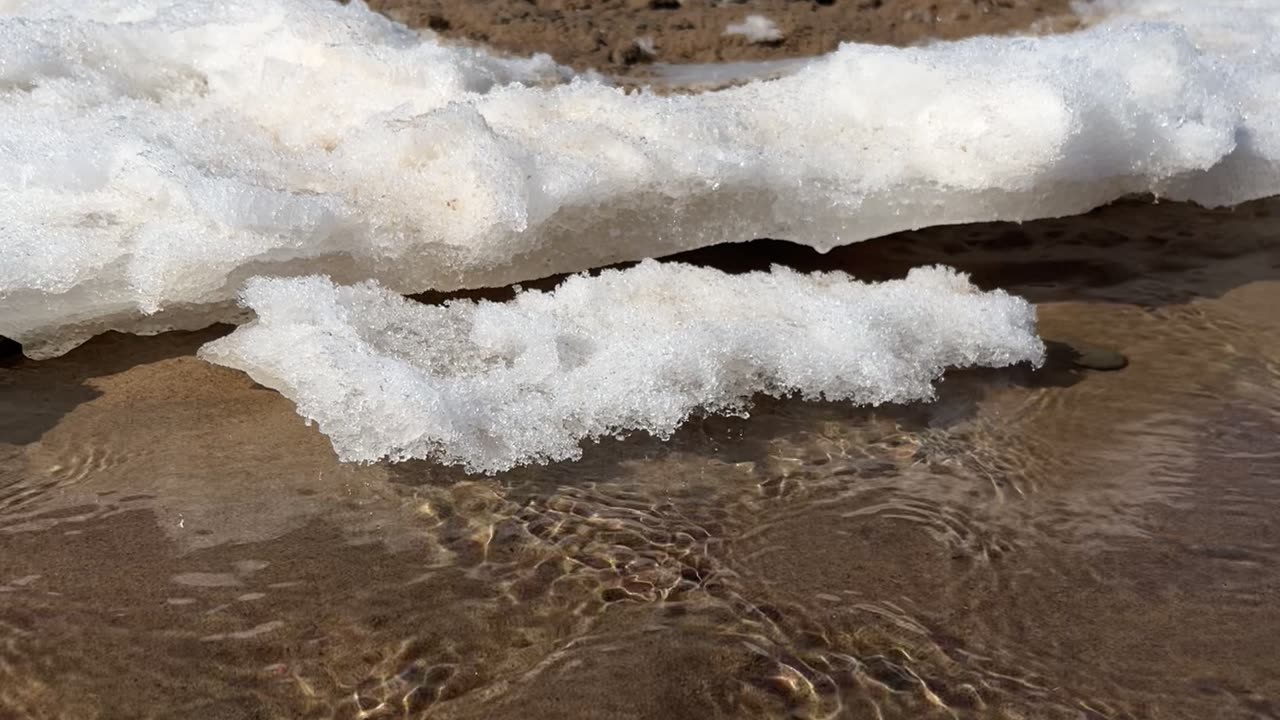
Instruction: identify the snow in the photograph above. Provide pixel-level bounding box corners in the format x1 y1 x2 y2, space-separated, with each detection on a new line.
199 262 1044 473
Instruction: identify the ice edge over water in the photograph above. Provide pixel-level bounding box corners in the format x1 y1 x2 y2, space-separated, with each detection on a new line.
3 0 1280 357
199 263 1045 473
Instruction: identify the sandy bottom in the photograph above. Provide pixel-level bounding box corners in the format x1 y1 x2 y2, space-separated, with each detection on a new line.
2 198 1279 719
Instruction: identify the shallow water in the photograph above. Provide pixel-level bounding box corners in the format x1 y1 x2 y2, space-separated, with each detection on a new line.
2 198 1279 719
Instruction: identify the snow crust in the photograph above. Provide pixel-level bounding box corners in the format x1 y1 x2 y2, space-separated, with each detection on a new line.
199 262 1044 473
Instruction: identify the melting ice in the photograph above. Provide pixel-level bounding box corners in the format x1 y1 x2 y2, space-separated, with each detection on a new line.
2 0 1277 469
199 263 1044 474
2 0 1280 356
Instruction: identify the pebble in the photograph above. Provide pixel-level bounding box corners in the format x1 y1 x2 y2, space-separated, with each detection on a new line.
1069 344 1129 371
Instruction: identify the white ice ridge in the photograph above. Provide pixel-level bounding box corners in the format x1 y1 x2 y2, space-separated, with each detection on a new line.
198 262 1045 473
4 0 1280 357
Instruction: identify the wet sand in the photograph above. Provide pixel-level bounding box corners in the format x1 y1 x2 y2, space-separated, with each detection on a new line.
3 198 1279 718
361 0 1079 74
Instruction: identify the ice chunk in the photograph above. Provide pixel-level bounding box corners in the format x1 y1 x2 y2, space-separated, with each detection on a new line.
1072 0 1280 207
198 262 1045 474
3 0 1280 357
724 15 784 44
0 0 573 357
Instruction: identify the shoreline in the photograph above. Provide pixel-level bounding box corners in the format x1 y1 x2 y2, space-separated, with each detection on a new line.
3 195 1278 716
4 2 1280 716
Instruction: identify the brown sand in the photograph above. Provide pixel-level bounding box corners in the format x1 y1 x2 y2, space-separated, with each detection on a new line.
362 0 1079 74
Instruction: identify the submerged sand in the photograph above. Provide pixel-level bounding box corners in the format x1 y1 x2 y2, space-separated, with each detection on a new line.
2 2 1279 718
3 198 1279 719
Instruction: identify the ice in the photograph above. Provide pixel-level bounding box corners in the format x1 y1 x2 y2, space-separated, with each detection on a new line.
198 262 1044 473
645 58 813 89
0 0 572 357
3 0 1280 357
724 15 784 44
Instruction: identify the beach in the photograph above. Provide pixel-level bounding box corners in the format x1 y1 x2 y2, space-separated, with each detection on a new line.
2 1 1280 718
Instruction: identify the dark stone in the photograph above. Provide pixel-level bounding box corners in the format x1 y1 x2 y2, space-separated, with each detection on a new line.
1069 344 1129 371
